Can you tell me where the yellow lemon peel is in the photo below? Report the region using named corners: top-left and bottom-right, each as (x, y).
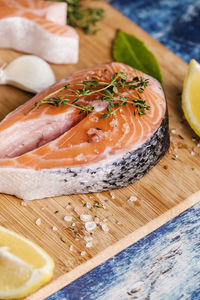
top-left (182, 59), bottom-right (200, 136)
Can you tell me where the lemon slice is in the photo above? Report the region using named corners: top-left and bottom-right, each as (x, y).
top-left (0, 226), bottom-right (54, 299)
top-left (182, 59), bottom-right (200, 136)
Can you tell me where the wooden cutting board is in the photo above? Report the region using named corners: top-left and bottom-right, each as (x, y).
top-left (0, 2), bottom-right (199, 299)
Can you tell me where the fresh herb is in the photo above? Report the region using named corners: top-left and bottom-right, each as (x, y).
top-left (68, 226), bottom-right (82, 238)
top-left (112, 30), bottom-right (162, 82)
top-left (60, 237), bottom-right (66, 243)
top-left (54, 210), bottom-right (59, 214)
top-left (93, 200), bottom-right (101, 208)
top-left (26, 72), bottom-right (150, 119)
top-left (48, 0), bottom-right (104, 34)
top-left (178, 134), bottom-right (184, 140)
top-left (68, 227), bottom-right (75, 231)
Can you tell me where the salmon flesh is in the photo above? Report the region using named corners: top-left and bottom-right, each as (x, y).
top-left (0, 63), bottom-right (169, 200)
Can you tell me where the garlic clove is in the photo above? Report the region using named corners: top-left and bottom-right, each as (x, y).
top-left (0, 55), bottom-right (56, 93)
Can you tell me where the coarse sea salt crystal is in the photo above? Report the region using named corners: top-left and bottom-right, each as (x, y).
top-left (101, 224), bottom-right (109, 232)
top-left (64, 215), bottom-right (73, 222)
top-left (81, 251), bottom-right (86, 256)
top-left (85, 221), bottom-right (96, 232)
top-left (87, 128), bottom-right (97, 135)
top-left (21, 201), bottom-right (27, 206)
top-left (91, 135), bottom-right (101, 143)
top-left (89, 115), bottom-right (99, 122)
top-left (52, 226), bottom-right (57, 231)
top-left (86, 242), bottom-right (93, 248)
top-left (171, 129), bottom-right (176, 134)
top-left (35, 218), bottom-right (41, 226)
top-left (109, 192), bottom-right (115, 199)
top-left (80, 214), bottom-right (92, 222)
top-left (128, 196), bottom-right (137, 202)
top-left (109, 119), bottom-right (118, 128)
top-left (69, 245), bottom-right (73, 251)
top-left (86, 202), bottom-right (92, 209)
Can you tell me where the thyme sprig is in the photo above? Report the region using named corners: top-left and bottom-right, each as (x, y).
top-left (48, 0), bottom-right (105, 34)
top-left (26, 72), bottom-right (150, 118)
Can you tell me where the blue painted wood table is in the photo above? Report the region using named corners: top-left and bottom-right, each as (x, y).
top-left (47, 1), bottom-right (200, 299)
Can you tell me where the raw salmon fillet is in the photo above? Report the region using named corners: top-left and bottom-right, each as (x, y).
top-left (0, 1), bottom-right (78, 64)
top-left (0, 63), bottom-right (169, 200)
top-left (0, 0), bottom-right (67, 25)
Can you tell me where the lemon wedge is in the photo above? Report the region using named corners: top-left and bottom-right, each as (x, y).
top-left (182, 59), bottom-right (200, 136)
top-left (0, 226), bottom-right (54, 299)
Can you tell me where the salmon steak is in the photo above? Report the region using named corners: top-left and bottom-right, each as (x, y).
top-left (0, 0), bottom-right (68, 25)
top-left (0, 0), bottom-right (78, 64)
top-left (0, 62), bottom-right (169, 201)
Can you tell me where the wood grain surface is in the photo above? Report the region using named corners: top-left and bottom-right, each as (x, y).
top-left (0, 2), bottom-right (199, 299)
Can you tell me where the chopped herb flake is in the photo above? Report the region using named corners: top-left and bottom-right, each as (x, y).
top-left (60, 237), bottom-right (66, 243)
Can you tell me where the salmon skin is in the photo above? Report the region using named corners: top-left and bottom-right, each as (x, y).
top-left (0, 1), bottom-right (78, 64)
top-left (0, 62), bottom-right (169, 200)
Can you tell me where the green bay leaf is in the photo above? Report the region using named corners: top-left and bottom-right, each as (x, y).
top-left (112, 30), bottom-right (162, 82)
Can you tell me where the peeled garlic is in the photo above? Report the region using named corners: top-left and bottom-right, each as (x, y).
top-left (0, 55), bottom-right (56, 93)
